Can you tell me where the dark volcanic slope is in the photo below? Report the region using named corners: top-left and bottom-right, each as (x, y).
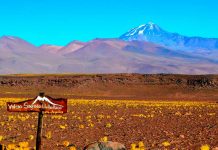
top-left (0, 74), bottom-right (218, 101)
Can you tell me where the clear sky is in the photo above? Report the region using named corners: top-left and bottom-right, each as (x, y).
top-left (0, 0), bottom-right (217, 46)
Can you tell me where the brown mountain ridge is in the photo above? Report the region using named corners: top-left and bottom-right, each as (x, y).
top-left (0, 74), bottom-right (218, 101)
top-left (0, 36), bottom-right (218, 74)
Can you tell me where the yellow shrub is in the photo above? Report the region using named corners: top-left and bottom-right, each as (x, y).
top-left (19, 142), bottom-right (29, 148)
top-left (100, 136), bottom-right (108, 142)
top-left (69, 146), bottom-right (77, 150)
top-left (162, 141), bottom-right (170, 147)
top-left (0, 135), bottom-right (3, 141)
top-left (106, 123), bottom-right (112, 128)
top-left (79, 124), bottom-right (84, 129)
top-left (29, 135), bottom-right (34, 140)
top-left (138, 141), bottom-right (145, 149)
top-left (59, 125), bottom-right (66, 129)
top-left (131, 143), bottom-right (137, 150)
top-left (200, 145), bottom-right (210, 150)
top-left (62, 140), bottom-right (70, 147)
top-left (88, 123), bottom-right (94, 127)
top-left (7, 144), bottom-right (16, 149)
top-left (45, 131), bottom-right (52, 139)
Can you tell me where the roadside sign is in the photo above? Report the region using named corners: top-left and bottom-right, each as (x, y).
top-left (7, 96), bottom-right (67, 113)
top-left (6, 93), bottom-right (68, 150)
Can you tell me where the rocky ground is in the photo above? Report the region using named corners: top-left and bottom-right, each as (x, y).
top-left (0, 74), bottom-right (218, 149)
top-left (0, 74), bottom-right (218, 101)
top-left (0, 100), bottom-right (217, 149)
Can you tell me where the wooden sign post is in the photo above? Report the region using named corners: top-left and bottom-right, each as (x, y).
top-left (36, 110), bottom-right (43, 150)
top-left (7, 92), bottom-right (67, 150)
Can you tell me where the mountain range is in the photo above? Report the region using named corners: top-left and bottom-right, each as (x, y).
top-left (0, 22), bottom-right (218, 74)
top-left (120, 22), bottom-right (218, 51)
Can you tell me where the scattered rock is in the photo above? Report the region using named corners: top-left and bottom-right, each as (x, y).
top-left (179, 135), bottom-right (185, 139)
top-left (84, 141), bottom-right (126, 150)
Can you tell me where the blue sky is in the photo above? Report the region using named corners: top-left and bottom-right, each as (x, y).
top-left (0, 0), bottom-right (217, 46)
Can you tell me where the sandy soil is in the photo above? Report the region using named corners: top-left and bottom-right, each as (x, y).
top-left (0, 100), bottom-right (217, 150)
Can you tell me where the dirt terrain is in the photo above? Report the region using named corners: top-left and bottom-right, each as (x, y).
top-left (0, 74), bottom-right (218, 101)
top-left (0, 100), bottom-right (217, 149)
top-left (0, 74), bottom-right (218, 149)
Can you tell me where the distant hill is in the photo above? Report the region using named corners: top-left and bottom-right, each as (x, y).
top-left (0, 22), bottom-right (218, 74)
top-left (0, 74), bottom-right (218, 101)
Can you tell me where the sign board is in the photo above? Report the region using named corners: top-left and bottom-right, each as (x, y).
top-left (7, 96), bottom-right (67, 114)
top-left (6, 93), bottom-right (67, 150)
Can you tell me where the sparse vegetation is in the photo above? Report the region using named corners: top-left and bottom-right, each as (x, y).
top-left (0, 98), bottom-right (217, 149)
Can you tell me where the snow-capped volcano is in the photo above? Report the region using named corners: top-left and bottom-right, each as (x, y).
top-left (120, 22), bottom-right (218, 51)
top-left (120, 22), bottom-right (169, 41)
top-left (121, 22), bottom-right (164, 37)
